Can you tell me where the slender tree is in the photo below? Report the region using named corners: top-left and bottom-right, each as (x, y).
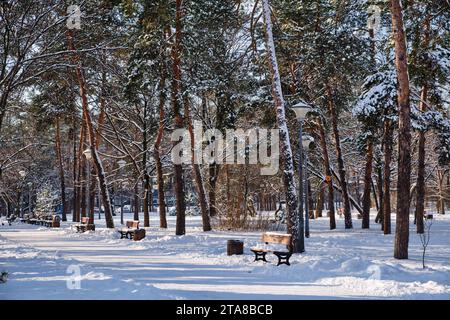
top-left (66, 30), bottom-right (115, 228)
top-left (262, 0), bottom-right (300, 252)
top-left (391, 0), bottom-right (412, 259)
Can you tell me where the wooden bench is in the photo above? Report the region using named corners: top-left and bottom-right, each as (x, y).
top-left (118, 221), bottom-right (145, 241)
top-left (251, 232), bottom-right (293, 266)
top-left (41, 214), bottom-right (61, 228)
top-left (20, 214), bottom-right (32, 224)
top-left (6, 215), bottom-right (17, 226)
top-left (74, 217), bottom-right (95, 232)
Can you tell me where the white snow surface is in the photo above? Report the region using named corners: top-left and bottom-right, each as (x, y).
top-left (0, 211), bottom-right (449, 300)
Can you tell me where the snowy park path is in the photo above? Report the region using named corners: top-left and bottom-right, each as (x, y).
top-left (1, 213), bottom-right (449, 299)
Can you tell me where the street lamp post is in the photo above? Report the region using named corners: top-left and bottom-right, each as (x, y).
top-left (118, 160), bottom-right (126, 225)
top-left (27, 182), bottom-right (32, 214)
top-left (18, 170), bottom-right (26, 217)
top-left (302, 136), bottom-right (314, 238)
top-left (291, 102), bottom-right (311, 253)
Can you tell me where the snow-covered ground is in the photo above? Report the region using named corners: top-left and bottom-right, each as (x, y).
top-left (0, 211), bottom-right (449, 300)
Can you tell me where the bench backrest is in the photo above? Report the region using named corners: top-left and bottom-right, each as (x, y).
top-left (81, 217), bottom-right (93, 224)
top-left (262, 233), bottom-right (292, 246)
top-left (126, 221), bottom-right (139, 229)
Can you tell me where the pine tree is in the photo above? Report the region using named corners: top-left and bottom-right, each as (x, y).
top-left (391, 0), bottom-right (412, 260)
top-left (261, 0), bottom-right (300, 252)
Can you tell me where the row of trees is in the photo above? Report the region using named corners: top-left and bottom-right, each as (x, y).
top-left (0, 0), bottom-right (449, 259)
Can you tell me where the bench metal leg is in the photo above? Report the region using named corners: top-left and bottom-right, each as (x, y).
top-left (252, 251), bottom-right (268, 262)
top-left (274, 252), bottom-right (292, 266)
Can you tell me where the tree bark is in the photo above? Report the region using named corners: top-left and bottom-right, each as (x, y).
top-left (376, 162), bottom-right (384, 227)
top-left (134, 181), bottom-right (139, 221)
top-left (55, 117), bottom-right (67, 221)
top-left (361, 140), bottom-right (373, 228)
top-left (327, 89), bottom-right (352, 229)
top-left (383, 118), bottom-right (393, 234)
top-left (154, 63), bottom-right (168, 228)
top-left (183, 96), bottom-right (211, 231)
top-left (75, 116), bottom-right (86, 223)
top-left (318, 119), bottom-right (336, 230)
top-left (172, 0), bottom-right (186, 235)
top-left (142, 101), bottom-right (150, 227)
top-left (72, 122), bottom-right (78, 222)
top-left (391, 0), bottom-right (412, 259)
top-left (67, 30), bottom-right (114, 228)
top-left (415, 85), bottom-right (427, 234)
top-left (437, 170), bottom-right (446, 214)
top-left (262, 0), bottom-right (300, 252)
top-left (414, 14), bottom-right (430, 234)
top-left (89, 168), bottom-right (96, 221)
top-left (208, 163), bottom-right (218, 217)
top-left (315, 186), bottom-right (324, 218)
top-left (80, 154), bottom-right (87, 219)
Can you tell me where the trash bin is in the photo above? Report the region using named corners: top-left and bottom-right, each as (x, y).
top-left (227, 240), bottom-right (243, 256)
top-left (52, 215), bottom-right (61, 228)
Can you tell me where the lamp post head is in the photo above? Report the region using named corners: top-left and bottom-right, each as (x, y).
top-left (302, 136), bottom-right (314, 149)
top-left (291, 101), bottom-right (312, 121)
top-left (83, 148), bottom-right (93, 160)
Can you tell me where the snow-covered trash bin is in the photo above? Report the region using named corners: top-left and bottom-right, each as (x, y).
top-left (227, 240), bottom-right (243, 256)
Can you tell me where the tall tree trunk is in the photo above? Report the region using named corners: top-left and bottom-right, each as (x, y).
top-left (67, 30), bottom-right (114, 228)
top-left (262, 0), bottom-right (300, 252)
top-left (315, 186), bottom-right (324, 218)
top-left (75, 117), bottom-right (86, 223)
top-left (383, 119), bottom-right (393, 234)
top-left (318, 119), bottom-right (336, 230)
top-left (89, 168), bottom-right (95, 221)
top-left (134, 181), bottom-right (139, 221)
top-left (154, 62), bottom-right (167, 228)
top-left (391, 0), bottom-right (412, 259)
top-left (143, 174), bottom-right (150, 225)
top-left (437, 170), bottom-right (446, 214)
top-left (371, 178), bottom-right (380, 214)
top-left (376, 162), bottom-right (384, 226)
top-left (414, 14), bottom-right (430, 234)
top-left (88, 80), bottom-right (106, 223)
top-left (183, 97), bottom-right (211, 231)
top-left (208, 163), bottom-right (218, 217)
top-left (327, 89), bottom-right (352, 229)
top-left (72, 122), bottom-right (78, 222)
top-left (15, 190), bottom-right (21, 217)
top-left (415, 86), bottom-right (427, 234)
top-left (55, 117), bottom-right (67, 221)
top-left (361, 140), bottom-right (373, 228)
top-left (80, 156), bottom-right (87, 218)
top-left (142, 101), bottom-right (150, 227)
top-left (172, 0), bottom-right (186, 235)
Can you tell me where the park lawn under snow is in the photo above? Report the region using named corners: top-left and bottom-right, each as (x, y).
top-left (0, 210), bottom-right (449, 300)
